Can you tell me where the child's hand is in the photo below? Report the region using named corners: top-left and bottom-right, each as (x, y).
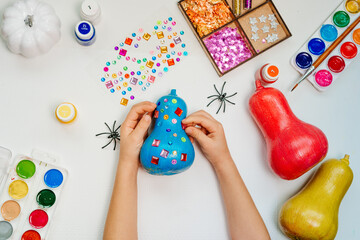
top-left (119, 101), bottom-right (157, 168)
top-left (182, 110), bottom-right (232, 169)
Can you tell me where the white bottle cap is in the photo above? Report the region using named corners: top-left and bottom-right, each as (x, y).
top-left (80, 0), bottom-right (101, 25)
top-left (75, 21), bottom-right (95, 41)
top-left (55, 103), bottom-right (77, 123)
top-left (262, 64), bottom-right (279, 83)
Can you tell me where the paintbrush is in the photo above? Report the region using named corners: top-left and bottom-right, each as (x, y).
top-left (291, 15), bottom-right (360, 92)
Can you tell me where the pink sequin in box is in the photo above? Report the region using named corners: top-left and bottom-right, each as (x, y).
top-left (178, 0), bottom-right (291, 76)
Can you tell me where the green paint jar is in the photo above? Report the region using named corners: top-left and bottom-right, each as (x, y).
top-left (36, 189), bottom-right (56, 208)
top-left (16, 160), bottom-right (36, 179)
top-left (333, 11), bottom-right (350, 27)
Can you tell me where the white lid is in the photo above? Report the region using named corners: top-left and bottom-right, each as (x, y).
top-left (75, 21), bottom-right (95, 41)
top-left (56, 103), bottom-right (76, 123)
top-left (80, 0), bottom-right (101, 23)
top-left (262, 64), bottom-right (279, 82)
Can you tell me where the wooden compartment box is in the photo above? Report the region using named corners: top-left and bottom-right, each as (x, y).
top-left (178, 0), bottom-right (291, 76)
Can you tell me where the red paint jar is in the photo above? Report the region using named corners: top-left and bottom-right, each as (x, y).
top-left (21, 230), bottom-right (41, 240)
top-left (340, 42), bottom-right (358, 59)
top-left (327, 55), bottom-right (345, 73)
top-left (29, 209), bottom-right (48, 229)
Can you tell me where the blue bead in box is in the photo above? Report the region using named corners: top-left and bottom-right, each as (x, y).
top-left (140, 89), bottom-right (195, 175)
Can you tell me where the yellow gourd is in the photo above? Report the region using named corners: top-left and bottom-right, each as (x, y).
top-left (279, 154), bottom-right (353, 240)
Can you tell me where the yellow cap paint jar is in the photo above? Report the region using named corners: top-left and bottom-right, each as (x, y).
top-left (8, 180), bottom-right (28, 200)
top-left (55, 103), bottom-right (77, 124)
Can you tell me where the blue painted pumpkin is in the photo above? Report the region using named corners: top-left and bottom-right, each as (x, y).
top-left (140, 89), bottom-right (195, 175)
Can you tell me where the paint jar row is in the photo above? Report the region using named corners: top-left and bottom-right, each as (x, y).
top-left (291, 0), bottom-right (360, 91)
top-left (0, 156), bottom-right (67, 240)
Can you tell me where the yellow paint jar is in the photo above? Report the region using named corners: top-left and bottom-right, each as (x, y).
top-left (8, 180), bottom-right (28, 200)
top-left (55, 103), bottom-right (77, 124)
top-left (346, 0), bottom-right (360, 13)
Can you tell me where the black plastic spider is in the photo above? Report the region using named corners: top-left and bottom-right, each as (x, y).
top-left (207, 81), bottom-right (237, 114)
top-left (96, 121), bottom-right (121, 150)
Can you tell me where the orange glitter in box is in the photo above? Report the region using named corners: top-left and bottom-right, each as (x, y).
top-left (181, 0), bottom-right (233, 37)
top-left (170, 43), bottom-right (175, 48)
top-left (124, 74), bottom-right (130, 79)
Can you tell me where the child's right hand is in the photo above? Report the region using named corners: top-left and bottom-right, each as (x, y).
top-left (119, 101), bottom-right (157, 169)
top-left (182, 110), bottom-right (232, 169)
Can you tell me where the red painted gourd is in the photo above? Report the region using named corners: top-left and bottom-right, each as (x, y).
top-left (248, 80), bottom-right (328, 180)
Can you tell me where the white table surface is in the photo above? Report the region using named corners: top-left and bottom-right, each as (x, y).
top-left (0, 0), bottom-right (359, 239)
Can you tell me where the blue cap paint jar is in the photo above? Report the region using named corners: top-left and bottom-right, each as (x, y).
top-left (74, 21), bottom-right (96, 46)
top-left (295, 52), bottom-right (313, 69)
top-left (308, 38), bottom-right (326, 55)
top-left (44, 169), bottom-right (63, 188)
top-left (320, 24), bottom-right (338, 42)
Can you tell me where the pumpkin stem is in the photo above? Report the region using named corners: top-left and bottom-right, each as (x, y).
top-left (342, 154), bottom-right (350, 165)
top-left (255, 79), bottom-right (264, 91)
top-left (24, 15), bottom-right (33, 27)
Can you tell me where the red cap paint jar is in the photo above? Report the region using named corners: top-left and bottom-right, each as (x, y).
top-left (255, 64), bottom-right (279, 84)
top-left (340, 42), bottom-right (358, 59)
top-left (21, 230), bottom-right (41, 240)
top-left (315, 69), bottom-right (333, 87)
top-left (29, 209), bottom-right (48, 229)
top-left (328, 55), bottom-right (345, 73)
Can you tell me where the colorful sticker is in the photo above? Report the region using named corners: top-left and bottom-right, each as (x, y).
top-left (99, 16), bottom-right (189, 107)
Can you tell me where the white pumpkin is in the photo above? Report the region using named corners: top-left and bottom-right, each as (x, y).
top-left (1, 0), bottom-right (61, 58)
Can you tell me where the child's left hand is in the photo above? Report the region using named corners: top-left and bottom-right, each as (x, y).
top-left (119, 101), bottom-right (157, 169)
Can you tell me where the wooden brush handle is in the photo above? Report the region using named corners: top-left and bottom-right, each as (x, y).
top-left (314, 15), bottom-right (360, 68)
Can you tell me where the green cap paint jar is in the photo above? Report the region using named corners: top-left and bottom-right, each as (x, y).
top-left (36, 189), bottom-right (56, 208)
top-left (333, 11), bottom-right (350, 27)
top-left (16, 160), bottom-right (36, 179)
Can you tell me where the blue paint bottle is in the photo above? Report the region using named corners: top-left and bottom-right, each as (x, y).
top-left (74, 21), bottom-right (96, 46)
